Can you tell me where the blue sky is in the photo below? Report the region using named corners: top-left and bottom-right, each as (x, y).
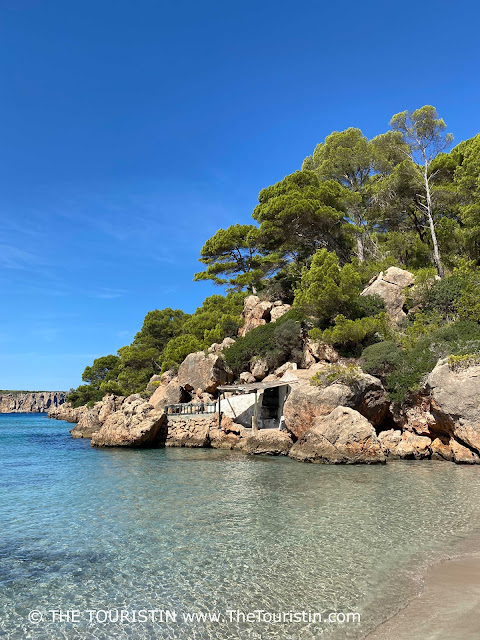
top-left (0, 0), bottom-right (479, 390)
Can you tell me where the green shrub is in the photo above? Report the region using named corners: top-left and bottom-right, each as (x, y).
top-left (386, 320), bottom-right (480, 404)
top-left (360, 341), bottom-right (403, 377)
top-left (448, 353), bottom-right (480, 371)
top-left (311, 363), bottom-right (364, 388)
top-left (321, 313), bottom-right (390, 350)
top-left (223, 311), bottom-right (304, 375)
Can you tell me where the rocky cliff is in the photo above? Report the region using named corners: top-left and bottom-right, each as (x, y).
top-left (0, 391), bottom-right (66, 413)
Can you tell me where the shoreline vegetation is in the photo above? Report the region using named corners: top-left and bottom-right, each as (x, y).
top-left (46, 104), bottom-right (480, 466)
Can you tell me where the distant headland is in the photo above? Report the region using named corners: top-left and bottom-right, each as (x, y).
top-left (0, 391), bottom-right (66, 413)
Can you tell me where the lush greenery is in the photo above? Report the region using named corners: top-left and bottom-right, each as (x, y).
top-left (223, 310), bottom-right (305, 375)
top-left (68, 105), bottom-right (480, 407)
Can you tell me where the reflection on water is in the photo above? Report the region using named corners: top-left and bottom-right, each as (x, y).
top-left (2, 413), bottom-right (480, 639)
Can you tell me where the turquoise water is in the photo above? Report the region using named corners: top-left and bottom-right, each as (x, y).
top-left (2, 414), bottom-right (480, 639)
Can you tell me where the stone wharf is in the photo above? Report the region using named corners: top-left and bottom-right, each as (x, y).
top-left (216, 380), bottom-right (298, 433)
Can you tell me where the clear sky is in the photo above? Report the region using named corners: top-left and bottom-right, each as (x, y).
top-left (0, 0), bottom-right (479, 390)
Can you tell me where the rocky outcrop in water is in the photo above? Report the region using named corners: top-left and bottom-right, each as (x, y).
top-left (0, 391), bottom-right (66, 413)
top-left (283, 369), bottom-right (389, 439)
top-left (289, 406), bottom-right (385, 464)
top-left (91, 395), bottom-right (167, 447)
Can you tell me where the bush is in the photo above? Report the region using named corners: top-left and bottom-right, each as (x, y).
top-left (361, 341), bottom-right (403, 377)
top-left (448, 353), bottom-right (480, 371)
top-left (321, 313), bottom-right (390, 352)
top-left (223, 311), bottom-right (304, 375)
top-left (311, 363), bottom-right (364, 389)
top-left (386, 320), bottom-right (480, 404)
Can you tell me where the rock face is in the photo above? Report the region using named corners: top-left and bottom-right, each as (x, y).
top-left (70, 405), bottom-right (102, 438)
top-left (91, 395), bottom-right (167, 447)
top-left (0, 391), bottom-right (66, 413)
top-left (378, 430), bottom-right (432, 459)
top-left (283, 372), bottom-right (389, 439)
top-left (361, 267), bottom-right (415, 323)
top-left (238, 295), bottom-right (291, 337)
top-left (289, 407), bottom-right (385, 464)
top-left (427, 359), bottom-right (480, 456)
top-left (178, 351), bottom-right (233, 395)
top-left (48, 402), bottom-right (86, 423)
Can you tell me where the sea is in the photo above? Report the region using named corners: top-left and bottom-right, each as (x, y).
top-left (2, 412), bottom-right (480, 639)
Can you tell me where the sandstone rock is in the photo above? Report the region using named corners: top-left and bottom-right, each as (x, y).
top-left (178, 351), bottom-right (233, 394)
top-left (145, 374), bottom-right (163, 394)
top-left (70, 403), bottom-right (102, 438)
top-left (209, 415), bottom-right (245, 449)
top-left (238, 296), bottom-right (273, 337)
top-left (430, 437), bottom-right (454, 461)
top-left (378, 429), bottom-right (431, 459)
top-left (427, 359), bottom-right (480, 455)
top-left (305, 339), bottom-right (339, 363)
top-left (361, 266), bottom-right (415, 323)
top-left (289, 407), bottom-right (385, 464)
top-left (98, 394), bottom-right (125, 423)
top-left (239, 371), bottom-right (256, 384)
top-left (48, 402), bottom-right (86, 423)
top-left (274, 362), bottom-right (298, 377)
top-left (451, 439), bottom-right (480, 464)
top-left (208, 337), bottom-right (236, 353)
top-left (251, 358), bottom-right (269, 380)
top-left (391, 395), bottom-right (436, 436)
top-left (300, 343), bottom-right (317, 369)
top-left (238, 429), bottom-right (293, 455)
top-left (283, 372), bottom-right (389, 439)
top-left (150, 376), bottom-right (188, 408)
top-left (270, 304), bottom-right (291, 322)
top-left (91, 395), bottom-right (167, 447)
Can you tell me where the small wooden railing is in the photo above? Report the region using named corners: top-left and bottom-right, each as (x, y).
top-left (165, 402), bottom-right (217, 416)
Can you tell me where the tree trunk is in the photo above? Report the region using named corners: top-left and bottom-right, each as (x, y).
top-left (424, 168), bottom-right (444, 278)
top-left (356, 233), bottom-right (365, 263)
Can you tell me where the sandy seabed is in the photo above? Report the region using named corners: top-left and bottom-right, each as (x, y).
top-left (366, 554), bottom-right (480, 640)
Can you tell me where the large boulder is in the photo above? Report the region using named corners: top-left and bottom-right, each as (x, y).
top-left (283, 370), bottom-right (389, 439)
top-left (270, 303), bottom-right (292, 322)
top-left (70, 403), bottom-right (102, 438)
top-left (149, 376), bottom-right (188, 408)
top-left (361, 266), bottom-right (415, 323)
top-left (238, 295), bottom-right (273, 337)
top-left (427, 359), bottom-right (480, 456)
top-left (238, 429), bottom-right (293, 456)
top-left (378, 429), bottom-right (432, 459)
top-left (178, 352), bottom-right (233, 395)
top-left (207, 337), bottom-right (236, 353)
top-left (91, 395), bottom-right (167, 447)
top-left (250, 357), bottom-right (269, 380)
top-left (289, 407), bottom-right (385, 464)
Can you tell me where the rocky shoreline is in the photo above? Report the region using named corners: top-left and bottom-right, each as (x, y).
top-left (48, 268), bottom-right (480, 465)
top-left (48, 352), bottom-right (480, 465)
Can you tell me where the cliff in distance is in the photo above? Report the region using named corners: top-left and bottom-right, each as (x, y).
top-left (0, 391), bottom-right (66, 413)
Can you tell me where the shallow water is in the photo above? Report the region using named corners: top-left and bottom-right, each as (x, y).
top-left (2, 413), bottom-right (480, 639)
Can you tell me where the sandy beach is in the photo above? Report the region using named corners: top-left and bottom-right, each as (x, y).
top-left (366, 554), bottom-right (480, 640)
